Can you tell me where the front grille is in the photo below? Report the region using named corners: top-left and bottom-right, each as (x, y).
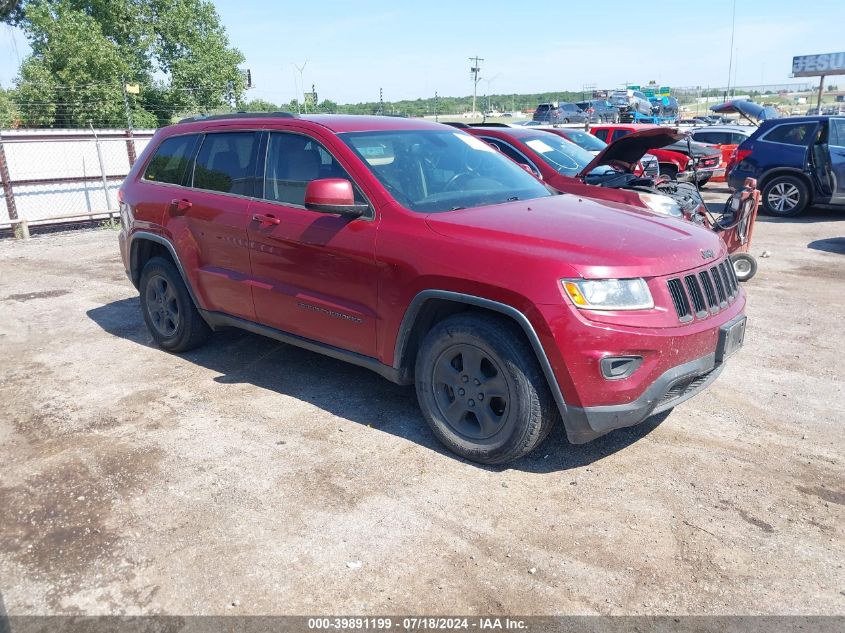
top-left (667, 258), bottom-right (739, 321)
top-left (667, 278), bottom-right (692, 322)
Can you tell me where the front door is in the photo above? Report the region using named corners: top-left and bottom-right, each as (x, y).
top-left (246, 130), bottom-right (379, 357)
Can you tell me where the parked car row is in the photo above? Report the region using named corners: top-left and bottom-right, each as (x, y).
top-left (119, 111), bottom-right (747, 464)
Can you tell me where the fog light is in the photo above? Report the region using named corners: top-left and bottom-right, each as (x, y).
top-left (600, 356), bottom-right (643, 380)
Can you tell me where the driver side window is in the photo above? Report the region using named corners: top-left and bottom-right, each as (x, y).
top-left (263, 132), bottom-right (365, 207)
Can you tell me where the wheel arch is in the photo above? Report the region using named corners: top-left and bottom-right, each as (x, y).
top-left (129, 231), bottom-right (202, 309)
top-left (393, 290), bottom-right (568, 418)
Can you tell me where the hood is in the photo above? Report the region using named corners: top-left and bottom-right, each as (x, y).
top-left (710, 99), bottom-right (780, 123)
top-left (425, 194), bottom-right (725, 278)
top-left (576, 128), bottom-right (685, 177)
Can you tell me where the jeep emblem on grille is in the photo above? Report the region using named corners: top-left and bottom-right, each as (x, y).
top-left (701, 249), bottom-right (715, 259)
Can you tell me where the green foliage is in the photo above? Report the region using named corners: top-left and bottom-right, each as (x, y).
top-left (0, 86), bottom-right (20, 126)
top-left (10, 0), bottom-right (245, 128)
top-left (240, 98), bottom-right (280, 112)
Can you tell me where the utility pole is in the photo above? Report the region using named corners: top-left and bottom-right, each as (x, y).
top-left (121, 78), bottom-right (137, 166)
top-left (378, 88), bottom-right (383, 115)
top-left (469, 56), bottom-right (484, 116)
top-left (434, 91), bottom-right (438, 122)
top-left (726, 0), bottom-right (736, 98)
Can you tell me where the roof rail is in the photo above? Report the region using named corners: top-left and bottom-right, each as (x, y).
top-left (178, 111), bottom-right (299, 124)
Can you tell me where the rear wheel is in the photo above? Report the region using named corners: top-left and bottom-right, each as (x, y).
top-left (139, 256), bottom-right (210, 352)
top-left (415, 313), bottom-right (557, 464)
top-left (698, 176), bottom-right (711, 187)
top-left (731, 253), bottom-right (758, 282)
top-left (761, 175), bottom-right (809, 217)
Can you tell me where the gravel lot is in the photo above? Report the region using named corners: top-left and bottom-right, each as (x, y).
top-left (1, 187), bottom-right (843, 616)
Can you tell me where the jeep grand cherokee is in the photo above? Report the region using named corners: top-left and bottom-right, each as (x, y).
top-left (118, 113), bottom-right (746, 464)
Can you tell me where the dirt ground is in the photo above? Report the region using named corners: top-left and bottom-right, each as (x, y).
top-left (1, 187), bottom-right (843, 616)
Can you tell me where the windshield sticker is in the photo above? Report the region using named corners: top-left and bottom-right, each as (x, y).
top-left (525, 139), bottom-right (555, 153)
top-left (454, 133), bottom-right (495, 152)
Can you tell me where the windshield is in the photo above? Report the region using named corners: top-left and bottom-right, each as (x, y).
top-left (520, 134), bottom-right (594, 176)
top-left (560, 130), bottom-right (607, 152)
top-left (341, 130), bottom-right (551, 213)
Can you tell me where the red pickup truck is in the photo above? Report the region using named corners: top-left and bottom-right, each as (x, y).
top-left (591, 124), bottom-right (723, 185)
top-left (119, 113), bottom-right (746, 464)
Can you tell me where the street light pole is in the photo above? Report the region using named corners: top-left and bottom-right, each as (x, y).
top-left (294, 60), bottom-right (308, 113)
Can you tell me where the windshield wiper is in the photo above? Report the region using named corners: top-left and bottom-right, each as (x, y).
top-left (506, 196), bottom-right (519, 202)
top-left (449, 206), bottom-right (466, 211)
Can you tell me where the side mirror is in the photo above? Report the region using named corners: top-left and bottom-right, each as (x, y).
top-left (304, 178), bottom-right (369, 217)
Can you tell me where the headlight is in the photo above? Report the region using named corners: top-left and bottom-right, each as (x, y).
top-left (638, 192), bottom-right (683, 217)
top-left (562, 278), bottom-right (654, 311)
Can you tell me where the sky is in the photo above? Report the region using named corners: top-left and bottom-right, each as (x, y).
top-left (1, 0), bottom-right (844, 104)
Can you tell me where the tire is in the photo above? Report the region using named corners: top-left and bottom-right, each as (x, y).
top-left (659, 164), bottom-right (679, 180)
top-left (562, 118), bottom-right (569, 124)
top-left (139, 256), bottom-right (210, 352)
top-left (415, 313), bottom-right (557, 464)
top-left (730, 253), bottom-right (758, 282)
top-left (761, 175), bottom-right (809, 217)
top-left (698, 176), bottom-right (711, 188)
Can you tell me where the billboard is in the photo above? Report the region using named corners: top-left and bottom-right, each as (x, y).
top-left (792, 52), bottom-right (845, 77)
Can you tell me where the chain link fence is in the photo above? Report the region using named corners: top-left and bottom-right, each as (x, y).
top-left (0, 129), bottom-right (156, 236)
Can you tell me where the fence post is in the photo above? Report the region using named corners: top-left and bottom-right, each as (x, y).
top-left (89, 124), bottom-right (114, 210)
top-left (125, 129), bottom-right (137, 167)
top-left (0, 133), bottom-right (24, 239)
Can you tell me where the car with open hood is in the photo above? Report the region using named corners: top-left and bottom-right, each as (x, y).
top-left (590, 123), bottom-right (723, 185)
top-left (457, 124), bottom-right (706, 220)
top-left (119, 112), bottom-right (745, 465)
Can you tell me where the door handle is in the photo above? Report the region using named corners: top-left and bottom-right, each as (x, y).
top-left (169, 198), bottom-right (192, 215)
top-left (252, 213), bottom-right (281, 225)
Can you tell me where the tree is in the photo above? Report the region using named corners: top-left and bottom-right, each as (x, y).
top-left (241, 98), bottom-right (279, 112)
top-left (0, 86), bottom-right (20, 127)
top-left (10, 0), bottom-right (245, 127)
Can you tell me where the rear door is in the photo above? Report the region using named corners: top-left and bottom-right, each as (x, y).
top-left (179, 130), bottom-right (261, 320)
top-left (828, 118), bottom-right (845, 202)
top-left (246, 128), bottom-right (379, 356)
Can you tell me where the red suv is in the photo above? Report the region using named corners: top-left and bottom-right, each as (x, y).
top-left (119, 113), bottom-right (746, 464)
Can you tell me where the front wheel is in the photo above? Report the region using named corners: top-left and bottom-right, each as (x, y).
top-left (731, 253), bottom-right (758, 282)
top-left (415, 314), bottom-right (557, 464)
top-left (659, 164), bottom-right (679, 180)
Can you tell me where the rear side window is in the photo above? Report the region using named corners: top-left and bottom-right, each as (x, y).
top-left (593, 129), bottom-right (609, 142)
top-left (693, 131), bottom-right (730, 145)
top-left (193, 132), bottom-right (259, 195)
top-left (143, 134), bottom-right (198, 185)
top-left (762, 123), bottom-right (815, 146)
top-left (613, 129), bottom-right (632, 140)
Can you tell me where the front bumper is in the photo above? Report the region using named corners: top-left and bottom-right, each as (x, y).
top-left (678, 165), bottom-right (724, 182)
top-left (564, 353), bottom-right (723, 443)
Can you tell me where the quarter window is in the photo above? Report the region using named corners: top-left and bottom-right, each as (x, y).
top-left (143, 134), bottom-right (198, 185)
top-left (263, 132), bottom-right (365, 207)
top-left (594, 129), bottom-right (609, 142)
top-left (193, 132), bottom-right (259, 195)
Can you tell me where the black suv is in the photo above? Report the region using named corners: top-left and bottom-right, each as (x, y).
top-left (532, 102), bottom-right (588, 124)
top-left (728, 116), bottom-right (845, 216)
